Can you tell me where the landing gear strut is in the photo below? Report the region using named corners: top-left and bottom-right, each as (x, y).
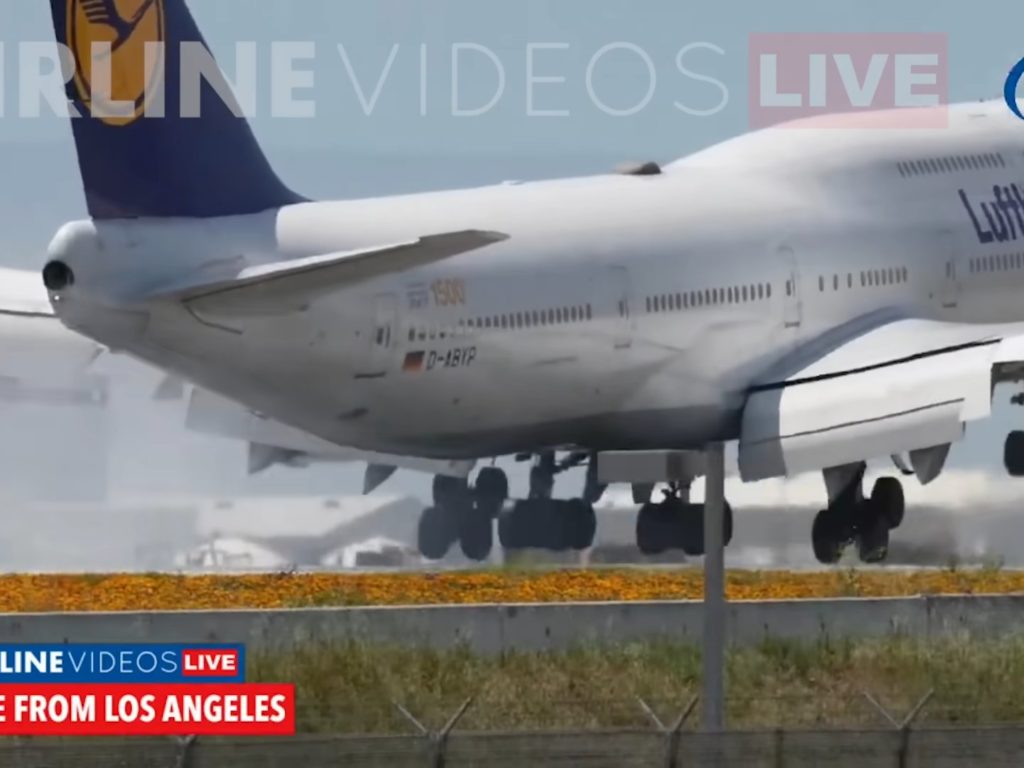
top-left (812, 464), bottom-right (905, 564)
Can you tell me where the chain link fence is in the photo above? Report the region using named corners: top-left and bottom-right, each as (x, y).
top-left (3, 692), bottom-right (1024, 767)
top-left (3, 725), bottom-right (1024, 767)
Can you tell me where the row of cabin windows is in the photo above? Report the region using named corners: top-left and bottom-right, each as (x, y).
top-left (898, 153), bottom-right (1006, 178)
top-left (646, 283), bottom-right (773, 313)
top-left (407, 304), bottom-right (594, 342)
top-left (818, 267), bottom-right (909, 292)
top-left (970, 252), bottom-right (1024, 274)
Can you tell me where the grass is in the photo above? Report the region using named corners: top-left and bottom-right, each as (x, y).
top-left (247, 635), bottom-right (1024, 733)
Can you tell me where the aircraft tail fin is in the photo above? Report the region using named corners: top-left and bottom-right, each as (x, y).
top-left (49, 0), bottom-right (304, 219)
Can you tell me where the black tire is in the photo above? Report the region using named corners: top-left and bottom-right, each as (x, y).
top-left (1005, 431), bottom-right (1024, 477)
top-left (723, 501), bottom-right (734, 547)
top-left (498, 502), bottom-right (529, 550)
top-left (857, 507), bottom-right (890, 564)
top-left (566, 499), bottom-right (597, 550)
top-left (459, 514), bottom-right (493, 561)
top-left (679, 503), bottom-right (704, 556)
top-left (871, 477), bottom-right (905, 529)
top-left (811, 509), bottom-right (843, 565)
top-left (635, 503), bottom-right (665, 555)
top-left (476, 467), bottom-right (509, 502)
top-left (432, 475), bottom-right (466, 508)
top-left (418, 506), bottom-right (455, 560)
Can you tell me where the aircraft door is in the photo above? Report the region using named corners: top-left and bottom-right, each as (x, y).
top-left (358, 293), bottom-right (398, 377)
top-left (607, 265), bottom-right (632, 349)
top-left (779, 244), bottom-right (802, 328)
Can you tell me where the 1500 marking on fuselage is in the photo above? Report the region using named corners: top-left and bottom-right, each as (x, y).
top-left (431, 278), bottom-right (466, 306)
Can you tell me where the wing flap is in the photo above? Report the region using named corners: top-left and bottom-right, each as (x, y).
top-left (739, 319), bottom-right (1024, 481)
top-left (185, 387), bottom-right (475, 478)
top-left (154, 229), bottom-right (508, 317)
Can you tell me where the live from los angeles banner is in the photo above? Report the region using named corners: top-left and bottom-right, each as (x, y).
top-left (0, 644), bottom-right (295, 735)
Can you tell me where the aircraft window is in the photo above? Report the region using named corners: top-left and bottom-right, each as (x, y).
top-left (819, 276), bottom-right (825, 292)
top-left (586, 304), bottom-right (592, 320)
top-left (645, 297), bottom-right (652, 313)
top-left (741, 286), bottom-right (747, 302)
top-left (549, 309), bottom-right (557, 324)
top-left (888, 267), bottom-right (894, 284)
top-left (833, 275), bottom-right (839, 291)
top-left (902, 267), bottom-right (908, 282)
top-left (429, 327), bottom-right (438, 340)
top-left (568, 306), bottom-right (576, 322)
top-left (786, 280), bottom-right (792, 297)
top-left (717, 288), bottom-right (724, 304)
top-left (757, 284), bottom-right (763, 300)
top-left (673, 292), bottom-right (680, 310)
top-left (847, 273), bottom-right (853, 288)
top-left (998, 154), bottom-right (1006, 167)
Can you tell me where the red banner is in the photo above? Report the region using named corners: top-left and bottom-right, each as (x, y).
top-left (0, 684), bottom-right (295, 735)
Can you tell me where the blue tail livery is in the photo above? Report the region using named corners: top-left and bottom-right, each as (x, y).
top-left (50, 0), bottom-right (305, 219)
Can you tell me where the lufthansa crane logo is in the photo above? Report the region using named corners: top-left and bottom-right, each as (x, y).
top-left (67, 0), bottom-right (166, 125)
top-left (1007, 56), bottom-right (1024, 121)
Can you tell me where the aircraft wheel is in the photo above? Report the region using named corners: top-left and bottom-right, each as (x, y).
top-left (459, 510), bottom-right (493, 561)
top-left (811, 509), bottom-right (843, 565)
top-left (476, 466), bottom-right (509, 503)
top-left (565, 499), bottom-right (597, 550)
top-left (418, 506), bottom-right (456, 560)
top-left (871, 477), bottom-right (905, 529)
top-left (1005, 431), bottom-right (1024, 477)
top-left (856, 503), bottom-right (890, 564)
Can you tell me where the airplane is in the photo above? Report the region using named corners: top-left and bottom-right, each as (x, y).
top-left (40, 0), bottom-right (1024, 565)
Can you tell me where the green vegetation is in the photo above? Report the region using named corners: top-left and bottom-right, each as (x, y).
top-left (248, 635), bottom-right (1024, 733)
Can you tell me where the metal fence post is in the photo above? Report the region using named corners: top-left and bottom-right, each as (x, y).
top-left (862, 690), bottom-right (934, 768)
top-left (434, 698), bottom-right (474, 768)
top-left (173, 735), bottom-right (196, 768)
top-left (394, 698), bottom-right (474, 768)
top-left (637, 695), bottom-right (698, 768)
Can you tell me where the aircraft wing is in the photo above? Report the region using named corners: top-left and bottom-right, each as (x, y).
top-left (150, 229), bottom-right (508, 317)
top-left (738, 316), bottom-right (1024, 481)
top-left (185, 386), bottom-right (475, 485)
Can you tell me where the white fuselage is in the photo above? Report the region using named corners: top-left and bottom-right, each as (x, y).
top-left (47, 101), bottom-right (1024, 460)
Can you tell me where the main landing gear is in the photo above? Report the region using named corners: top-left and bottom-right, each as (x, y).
top-left (417, 467), bottom-right (508, 562)
top-left (417, 452), bottom-right (599, 562)
top-left (635, 483), bottom-right (734, 556)
top-left (811, 463), bottom-right (905, 564)
top-left (497, 452), bottom-right (598, 552)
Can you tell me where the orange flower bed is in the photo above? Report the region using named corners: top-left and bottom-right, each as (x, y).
top-left (2, 568), bottom-right (1022, 613)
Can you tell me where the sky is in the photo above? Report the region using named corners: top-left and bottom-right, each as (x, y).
top-left (0, 0), bottom-right (1022, 504)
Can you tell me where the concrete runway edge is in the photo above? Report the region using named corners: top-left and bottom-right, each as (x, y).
top-left (2, 594), bottom-right (1023, 653)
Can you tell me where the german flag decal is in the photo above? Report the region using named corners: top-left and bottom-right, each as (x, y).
top-left (403, 351), bottom-right (425, 372)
